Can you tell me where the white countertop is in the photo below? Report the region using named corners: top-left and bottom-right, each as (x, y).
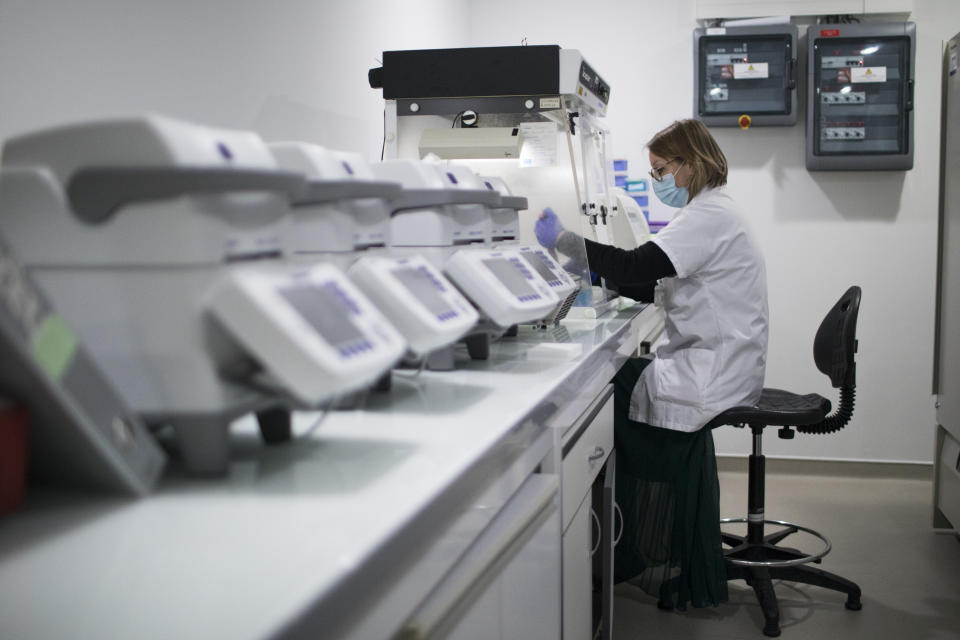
top-left (0, 304), bottom-right (657, 640)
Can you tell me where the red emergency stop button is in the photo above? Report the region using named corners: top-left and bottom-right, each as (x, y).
top-left (738, 114), bottom-right (752, 130)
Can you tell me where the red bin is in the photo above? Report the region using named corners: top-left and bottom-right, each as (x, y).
top-left (0, 401), bottom-right (28, 516)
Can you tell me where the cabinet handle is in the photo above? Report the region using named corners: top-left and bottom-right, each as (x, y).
top-left (590, 508), bottom-right (602, 556)
top-left (588, 446), bottom-right (606, 462)
top-left (613, 502), bottom-right (624, 546)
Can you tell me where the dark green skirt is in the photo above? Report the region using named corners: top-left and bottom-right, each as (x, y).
top-left (613, 358), bottom-right (728, 609)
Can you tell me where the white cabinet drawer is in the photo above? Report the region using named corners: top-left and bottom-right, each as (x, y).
top-left (402, 473), bottom-right (560, 639)
top-left (561, 385), bottom-right (614, 531)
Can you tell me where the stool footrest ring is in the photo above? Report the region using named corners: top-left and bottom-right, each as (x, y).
top-left (720, 517), bottom-right (832, 568)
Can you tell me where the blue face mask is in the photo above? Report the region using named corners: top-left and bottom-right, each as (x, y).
top-left (652, 172), bottom-right (689, 208)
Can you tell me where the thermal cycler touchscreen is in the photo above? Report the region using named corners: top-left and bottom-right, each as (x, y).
top-left (482, 258), bottom-right (538, 299)
top-left (391, 266), bottom-right (457, 319)
top-left (521, 252), bottom-right (561, 286)
top-left (279, 283), bottom-right (369, 352)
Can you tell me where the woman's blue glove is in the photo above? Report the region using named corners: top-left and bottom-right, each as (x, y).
top-left (535, 207), bottom-right (565, 249)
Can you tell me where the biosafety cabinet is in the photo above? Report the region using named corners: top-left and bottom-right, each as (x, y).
top-left (806, 22), bottom-right (916, 171)
top-left (693, 24), bottom-right (798, 127)
top-left (369, 45), bottom-right (619, 315)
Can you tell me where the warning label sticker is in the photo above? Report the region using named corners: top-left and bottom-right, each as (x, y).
top-left (850, 66), bottom-right (887, 83)
top-left (733, 62), bottom-right (769, 80)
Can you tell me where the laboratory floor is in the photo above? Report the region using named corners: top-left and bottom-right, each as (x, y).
top-left (612, 458), bottom-right (960, 640)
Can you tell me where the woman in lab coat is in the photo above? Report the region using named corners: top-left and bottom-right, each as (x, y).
top-left (536, 118), bottom-right (768, 610)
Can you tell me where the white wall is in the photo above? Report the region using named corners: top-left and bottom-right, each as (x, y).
top-left (466, 0), bottom-right (960, 463)
top-left (0, 0), bottom-right (469, 159)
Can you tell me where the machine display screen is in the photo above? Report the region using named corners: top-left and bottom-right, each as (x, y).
top-left (521, 252), bottom-right (560, 285)
top-left (482, 258), bottom-right (538, 299)
top-left (392, 266), bottom-right (457, 318)
top-left (279, 283), bottom-right (369, 352)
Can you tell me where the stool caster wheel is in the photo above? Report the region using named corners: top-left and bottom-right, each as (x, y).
top-left (763, 622), bottom-right (781, 637)
top-left (845, 598), bottom-right (862, 611)
top-left (657, 599), bottom-right (674, 611)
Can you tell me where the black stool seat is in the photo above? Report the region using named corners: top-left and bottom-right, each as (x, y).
top-left (708, 389), bottom-right (831, 429)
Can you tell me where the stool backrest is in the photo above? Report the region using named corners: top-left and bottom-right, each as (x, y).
top-left (814, 286), bottom-right (862, 389)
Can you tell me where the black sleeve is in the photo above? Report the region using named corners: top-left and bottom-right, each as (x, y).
top-left (582, 237), bottom-right (676, 287)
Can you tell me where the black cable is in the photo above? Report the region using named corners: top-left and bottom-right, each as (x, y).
top-left (822, 14), bottom-right (859, 25)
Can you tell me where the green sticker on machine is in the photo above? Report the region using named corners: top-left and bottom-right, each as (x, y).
top-left (31, 314), bottom-right (78, 381)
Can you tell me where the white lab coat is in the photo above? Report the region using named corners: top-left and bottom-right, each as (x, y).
top-left (630, 186), bottom-right (768, 432)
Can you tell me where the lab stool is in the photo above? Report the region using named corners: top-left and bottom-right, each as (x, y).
top-left (706, 286), bottom-right (864, 637)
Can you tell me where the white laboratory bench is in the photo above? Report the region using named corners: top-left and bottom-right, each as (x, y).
top-left (0, 303), bottom-right (662, 640)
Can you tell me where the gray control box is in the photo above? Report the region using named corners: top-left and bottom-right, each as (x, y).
top-left (693, 25), bottom-right (798, 127)
top-left (806, 22), bottom-right (916, 171)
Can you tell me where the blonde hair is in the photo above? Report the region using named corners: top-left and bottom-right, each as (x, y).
top-left (647, 119), bottom-right (727, 201)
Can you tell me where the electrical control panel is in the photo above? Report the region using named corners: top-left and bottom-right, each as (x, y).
top-left (806, 22), bottom-right (916, 171)
top-left (694, 25), bottom-right (798, 127)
